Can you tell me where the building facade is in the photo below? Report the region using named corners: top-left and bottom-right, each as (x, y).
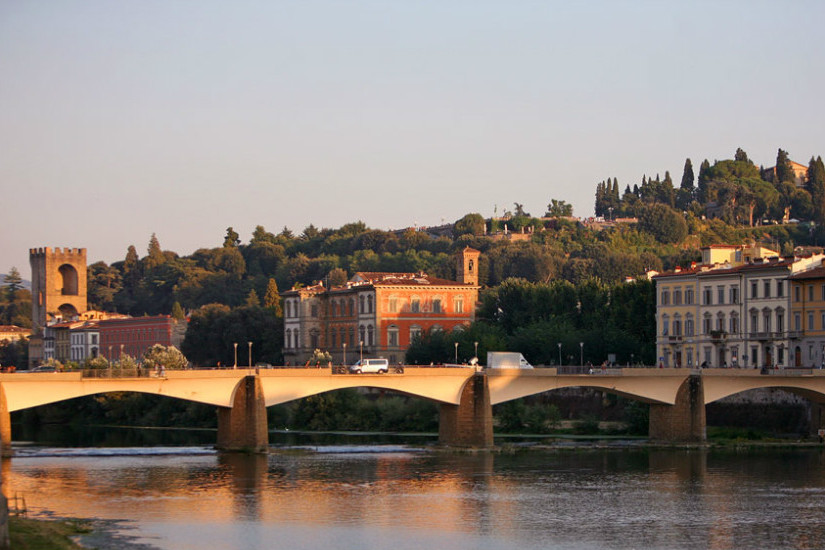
top-left (282, 248), bottom-right (481, 365)
top-left (655, 245), bottom-right (825, 368)
top-left (98, 316), bottom-right (187, 362)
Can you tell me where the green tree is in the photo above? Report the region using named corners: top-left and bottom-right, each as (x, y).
top-left (171, 301), bottom-right (185, 320)
top-left (3, 267), bottom-right (23, 298)
top-left (143, 344), bottom-right (189, 370)
top-left (453, 213), bottom-right (486, 237)
top-left (223, 227), bottom-right (240, 248)
top-left (775, 148), bottom-right (795, 183)
top-left (263, 278), bottom-right (283, 316)
top-left (545, 199), bottom-right (573, 217)
top-left (807, 156), bottom-right (825, 225)
top-left (638, 204), bottom-right (688, 244)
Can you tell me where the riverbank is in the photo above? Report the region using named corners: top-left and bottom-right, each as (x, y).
top-left (10, 516), bottom-right (157, 550)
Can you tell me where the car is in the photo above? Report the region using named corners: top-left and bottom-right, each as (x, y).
top-left (349, 358), bottom-right (389, 374)
top-left (29, 365), bottom-right (57, 373)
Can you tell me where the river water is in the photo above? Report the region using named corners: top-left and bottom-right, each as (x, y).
top-left (4, 430), bottom-right (825, 550)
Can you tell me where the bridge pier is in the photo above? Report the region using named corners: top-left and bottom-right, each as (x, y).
top-left (0, 386), bottom-right (10, 458)
top-left (439, 373), bottom-right (493, 448)
top-left (216, 375), bottom-right (268, 453)
top-left (649, 374), bottom-right (706, 443)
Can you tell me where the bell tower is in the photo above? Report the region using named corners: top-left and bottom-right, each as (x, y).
top-left (29, 247), bottom-right (88, 330)
top-left (456, 247), bottom-right (481, 286)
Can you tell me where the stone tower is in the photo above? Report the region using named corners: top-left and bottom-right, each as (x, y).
top-left (29, 247), bottom-right (88, 330)
top-left (456, 247), bottom-right (481, 286)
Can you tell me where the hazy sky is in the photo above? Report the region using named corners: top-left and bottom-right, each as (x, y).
top-left (2, 1), bottom-right (824, 277)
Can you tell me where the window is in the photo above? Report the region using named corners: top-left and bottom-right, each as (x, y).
top-left (672, 317), bottom-right (682, 336)
top-left (409, 325), bottom-right (422, 342)
top-left (717, 286), bottom-right (725, 305)
top-left (685, 289), bottom-right (694, 305)
top-left (751, 281), bottom-right (758, 299)
top-left (367, 325), bottom-right (374, 346)
top-left (388, 325), bottom-right (399, 347)
top-left (777, 281), bottom-right (784, 298)
top-left (359, 296), bottom-right (365, 314)
top-left (662, 315), bottom-right (669, 336)
top-left (795, 286), bottom-right (801, 302)
top-left (359, 325), bottom-right (365, 344)
top-left (685, 316), bottom-right (694, 337)
top-left (764, 280), bottom-right (771, 298)
top-left (716, 314), bottom-right (725, 332)
top-left (432, 299), bottom-right (442, 313)
top-left (730, 315), bottom-right (738, 334)
top-left (703, 288), bottom-right (712, 305)
top-left (763, 311), bottom-right (772, 333)
top-left (730, 287), bottom-right (739, 305)
top-left (809, 285), bottom-right (815, 302)
top-left (777, 311), bottom-right (784, 333)
top-left (411, 297), bottom-right (420, 313)
top-left (821, 285), bottom-right (825, 301)
top-left (809, 312), bottom-right (815, 331)
top-left (331, 330), bottom-right (338, 348)
top-left (673, 290), bottom-right (682, 305)
top-left (311, 304), bottom-right (318, 318)
top-left (367, 295), bottom-right (374, 313)
top-left (455, 297), bottom-right (464, 313)
top-left (751, 312), bottom-right (758, 333)
top-left (388, 297), bottom-right (398, 313)
top-left (703, 315), bottom-right (712, 335)
top-left (821, 311), bottom-right (825, 331)
top-left (661, 290), bottom-right (670, 305)
top-left (686, 349), bottom-right (693, 367)
top-left (310, 330), bottom-right (319, 349)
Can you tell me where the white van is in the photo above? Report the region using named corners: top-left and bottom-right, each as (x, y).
top-left (349, 358), bottom-right (389, 374)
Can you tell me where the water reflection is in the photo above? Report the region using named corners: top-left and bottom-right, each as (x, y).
top-left (5, 445), bottom-right (825, 549)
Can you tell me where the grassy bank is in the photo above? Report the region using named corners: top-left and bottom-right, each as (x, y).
top-left (9, 517), bottom-right (90, 550)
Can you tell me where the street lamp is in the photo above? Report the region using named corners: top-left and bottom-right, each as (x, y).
top-left (579, 341), bottom-right (584, 367)
top-left (248, 341), bottom-right (252, 367)
top-left (474, 341), bottom-right (479, 360)
top-left (557, 342), bottom-right (562, 366)
top-left (359, 340), bottom-right (364, 364)
top-left (454, 342), bottom-right (459, 364)
top-left (233, 342), bottom-right (238, 369)
top-left (343, 342), bottom-right (347, 365)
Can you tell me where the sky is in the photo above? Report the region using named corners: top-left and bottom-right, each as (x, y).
top-left (2, 1), bottom-right (825, 278)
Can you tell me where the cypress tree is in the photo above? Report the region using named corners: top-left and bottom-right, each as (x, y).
top-left (734, 147), bottom-right (750, 164)
top-left (680, 158), bottom-right (694, 190)
top-left (776, 148), bottom-right (794, 183)
top-left (808, 156), bottom-right (825, 225)
top-left (264, 278), bottom-right (283, 317)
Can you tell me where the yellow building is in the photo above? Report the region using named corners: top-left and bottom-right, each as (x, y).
top-left (789, 266), bottom-right (825, 367)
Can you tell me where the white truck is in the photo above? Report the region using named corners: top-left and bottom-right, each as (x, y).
top-left (486, 352), bottom-right (534, 369)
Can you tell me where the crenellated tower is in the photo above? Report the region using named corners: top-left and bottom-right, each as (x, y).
top-left (29, 247), bottom-right (88, 331)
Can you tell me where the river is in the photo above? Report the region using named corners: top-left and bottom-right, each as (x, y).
top-left (4, 429), bottom-right (825, 549)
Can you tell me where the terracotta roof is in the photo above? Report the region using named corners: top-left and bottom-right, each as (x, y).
top-left (790, 266), bottom-right (825, 280)
top-left (0, 325), bottom-right (30, 333)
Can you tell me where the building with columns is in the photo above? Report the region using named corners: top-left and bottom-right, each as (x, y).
top-left (282, 248), bottom-right (481, 365)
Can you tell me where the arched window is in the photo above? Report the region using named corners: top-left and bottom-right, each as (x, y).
top-left (367, 294), bottom-right (374, 313)
top-left (285, 329), bottom-right (292, 348)
top-left (359, 296), bottom-right (365, 314)
top-left (432, 298), bottom-right (442, 314)
top-left (359, 325), bottom-right (365, 344)
top-left (454, 296), bottom-right (464, 313)
top-left (367, 325), bottom-right (374, 346)
top-left (409, 325), bottom-right (422, 342)
top-left (59, 264), bottom-right (79, 295)
top-left (411, 296), bottom-right (421, 313)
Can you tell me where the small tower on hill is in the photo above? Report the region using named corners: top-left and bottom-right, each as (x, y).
top-left (456, 247), bottom-right (481, 286)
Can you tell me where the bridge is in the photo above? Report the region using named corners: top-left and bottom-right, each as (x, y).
top-left (1, 367), bottom-right (824, 455)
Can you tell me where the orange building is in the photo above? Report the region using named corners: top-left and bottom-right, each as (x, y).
top-left (282, 248), bottom-right (480, 365)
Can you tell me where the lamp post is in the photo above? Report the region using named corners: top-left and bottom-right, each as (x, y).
top-left (343, 342), bottom-right (347, 366)
top-left (359, 340), bottom-right (364, 364)
top-left (579, 341), bottom-right (584, 367)
top-left (248, 341), bottom-right (252, 367)
top-left (454, 342), bottom-right (459, 364)
top-left (108, 345), bottom-right (112, 377)
top-left (557, 342), bottom-right (562, 366)
top-left (120, 344), bottom-right (124, 376)
top-left (233, 342), bottom-right (238, 369)
top-left (474, 341), bottom-right (479, 360)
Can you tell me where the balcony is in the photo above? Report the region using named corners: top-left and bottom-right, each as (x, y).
top-left (710, 330), bottom-right (727, 342)
top-left (667, 335), bottom-right (682, 344)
